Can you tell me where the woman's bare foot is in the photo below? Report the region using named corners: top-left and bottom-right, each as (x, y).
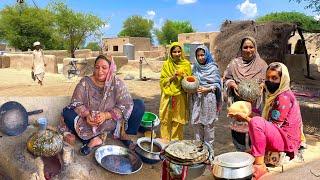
top-left (88, 136), bottom-right (102, 148)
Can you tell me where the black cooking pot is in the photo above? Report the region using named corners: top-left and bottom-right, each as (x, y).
top-left (0, 101), bottom-right (43, 136)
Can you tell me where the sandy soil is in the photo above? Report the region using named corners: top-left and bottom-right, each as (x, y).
top-left (0, 65), bottom-right (319, 179)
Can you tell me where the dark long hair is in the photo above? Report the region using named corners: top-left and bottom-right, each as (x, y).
top-left (95, 55), bottom-right (111, 65)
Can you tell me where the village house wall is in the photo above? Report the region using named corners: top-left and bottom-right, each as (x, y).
top-left (103, 37), bottom-right (152, 55)
top-left (178, 31), bottom-right (220, 55)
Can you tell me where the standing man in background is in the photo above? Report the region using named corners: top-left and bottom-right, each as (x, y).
top-left (32, 41), bottom-right (46, 86)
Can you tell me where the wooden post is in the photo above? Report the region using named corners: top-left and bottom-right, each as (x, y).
top-left (297, 27), bottom-right (311, 78)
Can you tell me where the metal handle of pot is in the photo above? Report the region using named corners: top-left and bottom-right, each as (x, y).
top-left (203, 141), bottom-right (215, 165)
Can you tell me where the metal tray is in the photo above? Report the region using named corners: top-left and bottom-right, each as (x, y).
top-left (95, 145), bottom-right (143, 175)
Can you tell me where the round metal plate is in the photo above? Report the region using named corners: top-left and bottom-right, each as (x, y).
top-left (0, 101), bottom-right (28, 136)
top-left (214, 152), bottom-right (254, 168)
top-left (95, 145), bottom-right (143, 175)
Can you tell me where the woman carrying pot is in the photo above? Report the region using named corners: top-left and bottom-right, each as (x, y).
top-left (159, 42), bottom-right (191, 141)
top-left (61, 55), bottom-right (145, 155)
top-left (189, 45), bottom-right (222, 151)
top-left (223, 36), bottom-right (268, 152)
top-left (228, 62), bottom-right (303, 179)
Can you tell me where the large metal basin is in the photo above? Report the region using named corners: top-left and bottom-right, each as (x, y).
top-left (95, 145), bottom-right (143, 175)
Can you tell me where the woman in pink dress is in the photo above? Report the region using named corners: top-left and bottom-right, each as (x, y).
top-left (228, 62), bottom-right (302, 179)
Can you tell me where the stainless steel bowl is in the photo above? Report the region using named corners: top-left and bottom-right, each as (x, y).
top-left (135, 137), bottom-right (164, 164)
top-left (95, 145), bottom-right (143, 175)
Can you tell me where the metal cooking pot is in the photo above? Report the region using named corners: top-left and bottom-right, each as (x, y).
top-left (212, 152), bottom-right (254, 179)
top-left (135, 137), bottom-right (164, 164)
top-left (0, 101), bottom-right (43, 136)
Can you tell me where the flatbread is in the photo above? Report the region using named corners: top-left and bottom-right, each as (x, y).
top-left (164, 140), bottom-right (208, 161)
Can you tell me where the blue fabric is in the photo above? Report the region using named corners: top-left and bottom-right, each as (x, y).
top-left (126, 99), bottom-right (145, 135)
top-left (62, 107), bottom-right (90, 144)
top-left (62, 99), bottom-right (145, 143)
top-left (193, 45), bottom-right (221, 90)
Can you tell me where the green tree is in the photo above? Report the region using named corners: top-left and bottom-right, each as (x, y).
top-left (0, 4), bottom-right (63, 51)
top-left (290, 0), bottom-right (320, 13)
top-left (85, 42), bottom-right (100, 51)
top-left (49, 1), bottom-right (105, 57)
top-left (155, 20), bottom-right (195, 45)
top-left (256, 12), bottom-right (320, 31)
top-left (118, 15), bottom-right (154, 40)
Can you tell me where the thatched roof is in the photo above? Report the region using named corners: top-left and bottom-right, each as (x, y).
top-left (214, 20), bottom-right (296, 73)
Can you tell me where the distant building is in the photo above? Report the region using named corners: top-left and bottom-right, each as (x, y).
top-left (0, 43), bottom-right (16, 52)
top-left (102, 37), bottom-right (151, 54)
top-left (178, 31), bottom-right (219, 55)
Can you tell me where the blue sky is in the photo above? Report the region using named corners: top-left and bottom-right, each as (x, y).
top-left (0, 0), bottom-right (316, 40)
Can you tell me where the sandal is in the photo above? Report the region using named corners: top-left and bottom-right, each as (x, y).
top-left (79, 137), bottom-right (103, 156)
top-left (80, 144), bottom-right (92, 156)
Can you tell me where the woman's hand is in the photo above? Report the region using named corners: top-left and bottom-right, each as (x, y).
top-left (95, 112), bottom-right (111, 125)
top-left (170, 74), bottom-right (178, 82)
top-left (228, 81), bottom-right (238, 90)
top-left (197, 86), bottom-right (212, 94)
top-left (86, 115), bottom-right (98, 126)
top-left (87, 112), bottom-right (111, 126)
top-left (259, 82), bottom-right (265, 95)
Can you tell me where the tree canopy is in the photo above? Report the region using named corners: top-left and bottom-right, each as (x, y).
top-left (0, 1), bottom-right (105, 57)
top-left (256, 11), bottom-right (320, 31)
top-left (0, 4), bottom-right (62, 51)
top-left (155, 20), bottom-right (195, 45)
top-left (49, 1), bottom-right (105, 57)
top-left (85, 42), bottom-right (100, 51)
top-left (118, 15), bottom-right (154, 40)
top-left (290, 0), bottom-right (320, 13)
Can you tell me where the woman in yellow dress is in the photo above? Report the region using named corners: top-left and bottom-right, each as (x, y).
top-left (159, 42), bottom-right (191, 141)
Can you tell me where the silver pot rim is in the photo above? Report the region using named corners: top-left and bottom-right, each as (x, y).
top-left (136, 137), bottom-right (164, 155)
top-left (213, 152), bottom-right (255, 168)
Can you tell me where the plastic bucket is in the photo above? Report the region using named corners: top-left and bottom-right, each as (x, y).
top-left (141, 112), bottom-right (158, 127)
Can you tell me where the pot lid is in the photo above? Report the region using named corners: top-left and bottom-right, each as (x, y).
top-left (214, 152), bottom-right (254, 168)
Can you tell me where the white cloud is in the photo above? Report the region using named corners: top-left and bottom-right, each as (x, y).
top-left (237, 0), bottom-right (258, 18)
top-left (314, 15), bottom-right (320, 21)
top-left (146, 10), bottom-right (156, 20)
top-left (206, 23), bottom-right (212, 27)
top-left (177, 0), bottom-right (197, 5)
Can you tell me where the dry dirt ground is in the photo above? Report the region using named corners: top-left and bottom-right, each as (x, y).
top-left (0, 64), bottom-right (319, 180)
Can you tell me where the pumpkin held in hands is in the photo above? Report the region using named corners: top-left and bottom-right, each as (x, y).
top-left (27, 129), bottom-right (63, 157)
top-left (181, 76), bottom-right (199, 93)
top-left (237, 80), bottom-right (261, 102)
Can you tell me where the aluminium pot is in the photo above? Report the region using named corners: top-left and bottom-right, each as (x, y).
top-left (212, 152), bottom-right (254, 179)
top-left (135, 137), bottom-right (164, 164)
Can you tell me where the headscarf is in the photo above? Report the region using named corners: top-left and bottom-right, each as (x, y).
top-left (193, 45), bottom-right (222, 109)
top-left (262, 62), bottom-right (290, 119)
top-left (99, 56), bottom-right (132, 138)
top-left (193, 45), bottom-right (221, 89)
top-left (160, 42), bottom-right (192, 96)
top-left (224, 36), bottom-right (268, 84)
